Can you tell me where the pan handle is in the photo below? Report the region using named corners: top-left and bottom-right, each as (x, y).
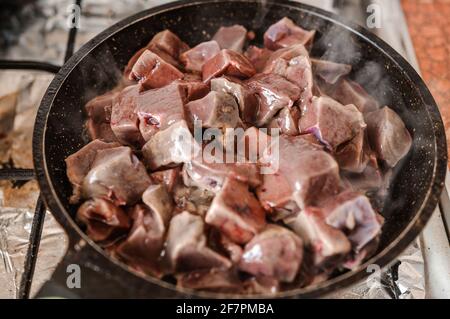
top-left (35, 238), bottom-right (182, 299)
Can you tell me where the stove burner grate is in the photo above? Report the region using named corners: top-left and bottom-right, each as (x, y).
top-left (0, 0), bottom-right (82, 299)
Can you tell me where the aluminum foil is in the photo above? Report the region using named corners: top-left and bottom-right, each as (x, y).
top-left (0, 0), bottom-right (428, 299)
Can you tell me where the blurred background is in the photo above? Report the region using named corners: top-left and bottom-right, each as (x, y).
top-left (0, 0), bottom-right (448, 299)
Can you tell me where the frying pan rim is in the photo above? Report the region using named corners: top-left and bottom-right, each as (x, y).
top-left (33, 0), bottom-right (447, 298)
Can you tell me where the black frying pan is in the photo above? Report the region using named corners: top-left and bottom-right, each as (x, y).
top-left (33, 0), bottom-right (447, 298)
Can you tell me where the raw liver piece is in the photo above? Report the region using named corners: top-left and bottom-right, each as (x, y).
top-left (115, 204), bottom-right (165, 276)
top-left (142, 184), bottom-right (173, 230)
top-left (77, 198), bottom-right (130, 242)
top-left (246, 73), bottom-right (301, 126)
top-left (322, 191), bottom-right (383, 252)
top-left (287, 208), bottom-right (351, 268)
top-left (239, 225), bottom-right (303, 282)
top-left (174, 79), bottom-right (209, 101)
top-left (335, 130), bottom-right (370, 173)
top-left (318, 78), bottom-right (379, 114)
top-left (212, 25), bottom-right (247, 53)
top-left (299, 96), bottom-right (366, 151)
top-left (141, 120), bottom-right (200, 171)
top-left (258, 135), bottom-right (340, 213)
top-left (365, 106), bottom-right (412, 167)
top-left (136, 82), bottom-right (187, 141)
top-left (273, 107), bottom-right (301, 136)
top-left (124, 29), bottom-right (189, 77)
top-left (110, 84), bottom-right (145, 147)
top-left (65, 139), bottom-right (120, 204)
top-left (81, 146), bottom-right (152, 205)
top-left (148, 29), bottom-right (190, 60)
top-left (150, 167), bottom-right (180, 193)
top-left (264, 17), bottom-right (315, 50)
top-left (244, 46), bottom-right (273, 72)
top-left (311, 58), bottom-right (352, 85)
top-left (129, 50), bottom-right (183, 90)
top-left (202, 49), bottom-right (256, 83)
top-left (180, 40), bottom-right (221, 72)
top-left (211, 76), bottom-right (259, 124)
top-left (165, 211), bottom-right (231, 272)
top-left (184, 151), bottom-right (261, 193)
top-left (205, 177), bottom-right (266, 244)
top-left (186, 91), bottom-right (239, 129)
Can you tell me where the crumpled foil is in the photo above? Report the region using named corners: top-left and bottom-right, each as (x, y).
top-left (0, 0), bottom-right (427, 299)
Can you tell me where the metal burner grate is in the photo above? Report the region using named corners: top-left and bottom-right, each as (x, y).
top-left (0, 0), bottom-right (82, 299)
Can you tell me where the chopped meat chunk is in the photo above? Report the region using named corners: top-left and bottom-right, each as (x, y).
top-left (335, 130), bottom-right (370, 173)
top-left (239, 225), bottom-right (303, 282)
top-left (84, 89), bottom-right (120, 142)
top-left (202, 49), bottom-right (256, 83)
top-left (205, 178), bottom-right (266, 244)
top-left (116, 204), bottom-right (165, 276)
top-left (124, 47), bottom-right (148, 78)
top-left (175, 79), bottom-right (209, 101)
top-left (87, 120), bottom-right (117, 142)
top-left (287, 208), bottom-right (351, 268)
top-left (311, 58), bottom-right (352, 85)
top-left (342, 154), bottom-right (383, 192)
top-left (244, 46), bottom-right (273, 72)
top-left (81, 146), bottom-right (152, 205)
top-left (322, 191), bottom-right (383, 252)
top-left (214, 231), bottom-right (243, 263)
top-left (270, 56), bottom-right (313, 109)
top-left (129, 50), bottom-right (183, 90)
top-left (136, 82), bottom-right (188, 141)
top-left (85, 90), bottom-right (118, 124)
top-left (177, 269), bottom-right (241, 292)
top-left (246, 73), bottom-right (301, 126)
top-left (211, 77), bottom-right (259, 124)
top-left (65, 139), bottom-right (120, 203)
top-left (343, 236), bottom-right (380, 269)
top-left (180, 40), bottom-right (221, 72)
top-left (273, 107), bottom-right (301, 136)
top-left (365, 106), bottom-right (412, 167)
top-left (264, 44), bottom-right (309, 70)
top-left (184, 151), bottom-right (261, 193)
top-left (148, 29), bottom-right (189, 61)
top-left (110, 84), bottom-right (145, 147)
top-left (142, 120), bottom-right (200, 170)
top-left (166, 211), bottom-right (231, 272)
top-left (212, 25), bottom-right (247, 53)
top-left (150, 167), bottom-right (180, 193)
top-left (186, 91), bottom-right (239, 129)
top-left (77, 198), bottom-right (130, 242)
top-left (124, 29), bottom-right (187, 76)
top-left (173, 183), bottom-right (214, 217)
top-left (264, 17), bottom-right (315, 50)
top-left (318, 78), bottom-right (379, 113)
top-left (142, 184), bottom-right (173, 229)
top-left (258, 135), bottom-right (340, 213)
top-left (300, 96), bottom-right (366, 151)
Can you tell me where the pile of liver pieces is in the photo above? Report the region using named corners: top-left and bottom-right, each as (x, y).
top-left (66, 17), bottom-right (412, 294)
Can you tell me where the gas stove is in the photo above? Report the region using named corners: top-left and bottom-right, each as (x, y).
top-left (0, 0), bottom-right (448, 299)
